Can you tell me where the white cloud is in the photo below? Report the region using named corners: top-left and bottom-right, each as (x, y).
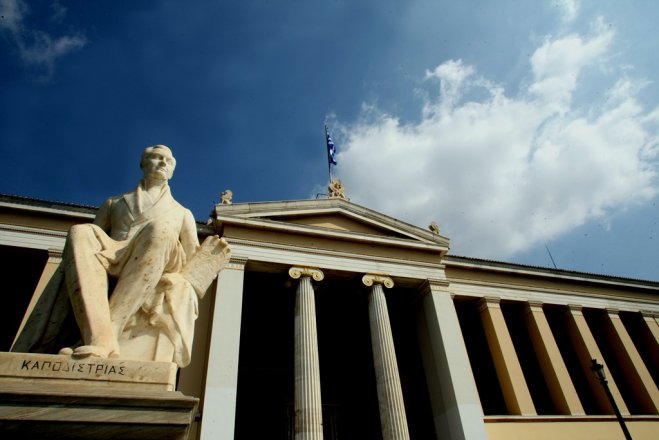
top-left (336, 23), bottom-right (658, 259)
top-left (0, 0), bottom-right (86, 76)
top-left (555, 0), bottom-right (580, 23)
top-left (530, 26), bottom-right (612, 111)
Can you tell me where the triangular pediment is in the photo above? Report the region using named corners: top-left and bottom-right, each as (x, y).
top-left (214, 198), bottom-right (449, 250)
top-left (273, 213), bottom-right (406, 237)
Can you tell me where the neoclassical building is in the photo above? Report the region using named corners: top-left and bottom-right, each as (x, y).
top-left (0, 192), bottom-right (657, 439)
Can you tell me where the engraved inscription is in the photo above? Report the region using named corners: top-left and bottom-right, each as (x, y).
top-left (19, 359), bottom-right (126, 376)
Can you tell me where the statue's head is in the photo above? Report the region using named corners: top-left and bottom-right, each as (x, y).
top-left (140, 145), bottom-right (177, 180)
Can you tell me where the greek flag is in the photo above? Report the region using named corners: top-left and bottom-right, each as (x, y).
top-left (326, 126), bottom-right (337, 166)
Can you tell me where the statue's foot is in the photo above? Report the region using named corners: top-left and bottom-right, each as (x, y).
top-left (72, 345), bottom-right (117, 358)
top-left (59, 347), bottom-right (74, 355)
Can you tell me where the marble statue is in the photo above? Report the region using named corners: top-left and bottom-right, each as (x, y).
top-left (12, 145), bottom-right (230, 367)
top-left (220, 189), bottom-right (233, 205)
top-left (328, 178), bottom-right (347, 200)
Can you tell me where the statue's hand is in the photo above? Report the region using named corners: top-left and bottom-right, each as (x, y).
top-left (209, 236), bottom-right (231, 258)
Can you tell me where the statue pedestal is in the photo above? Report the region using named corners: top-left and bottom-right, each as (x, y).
top-left (0, 352), bottom-right (198, 439)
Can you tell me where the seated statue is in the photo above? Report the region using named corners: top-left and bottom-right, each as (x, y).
top-left (12, 145), bottom-right (230, 367)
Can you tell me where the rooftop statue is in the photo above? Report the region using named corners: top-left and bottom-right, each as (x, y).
top-left (328, 178), bottom-right (347, 200)
top-left (220, 189), bottom-right (233, 205)
top-left (12, 145), bottom-right (230, 367)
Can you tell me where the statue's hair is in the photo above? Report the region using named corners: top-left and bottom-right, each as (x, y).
top-left (140, 145), bottom-right (177, 175)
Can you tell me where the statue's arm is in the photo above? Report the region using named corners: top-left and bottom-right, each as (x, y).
top-left (93, 198), bottom-right (113, 233)
top-left (180, 209), bottom-right (200, 258)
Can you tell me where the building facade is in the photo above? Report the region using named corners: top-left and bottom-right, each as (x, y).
top-left (1, 193), bottom-right (658, 439)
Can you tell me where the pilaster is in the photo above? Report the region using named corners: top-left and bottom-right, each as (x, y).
top-left (199, 256), bottom-right (248, 440)
top-left (12, 250), bottom-right (62, 348)
top-left (523, 302), bottom-right (584, 415)
top-left (477, 297), bottom-right (536, 416)
top-left (639, 311), bottom-right (659, 373)
top-left (603, 308), bottom-right (659, 414)
top-left (417, 280), bottom-right (487, 440)
top-left (564, 305), bottom-right (628, 415)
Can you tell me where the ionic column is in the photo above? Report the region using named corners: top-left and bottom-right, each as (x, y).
top-left (524, 302), bottom-right (584, 415)
top-left (289, 266), bottom-right (325, 440)
top-left (477, 297), bottom-right (536, 415)
top-left (603, 308), bottom-right (659, 414)
top-left (564, 305), bottom-right (629, 415)
top-left (363, 274), bottom-right (410, 440)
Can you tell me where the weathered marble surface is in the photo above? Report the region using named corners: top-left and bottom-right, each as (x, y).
top-left (0, 379), bottom-right (198, 439)
top-left (0, 352), bottom-right (177, 391)
top-left (12, 145), bottom-right (230, 368)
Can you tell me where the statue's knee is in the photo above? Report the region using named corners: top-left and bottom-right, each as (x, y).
top-left (68, 223), bottom-right (95, 241)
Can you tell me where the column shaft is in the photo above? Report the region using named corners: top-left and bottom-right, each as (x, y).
top-left (365, 276), bottom-right (410, 440)
top-left (291, 268), bottom-right (324, 440)
top-left (524, 302), bottom-right (584, 415)
top-left (478, 297), bottom-right (536, 415)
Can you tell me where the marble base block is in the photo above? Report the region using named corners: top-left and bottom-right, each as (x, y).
top-left (0, 352), bottom-right (198, 439)
top-left (0, 352), bottom-right (177, 391)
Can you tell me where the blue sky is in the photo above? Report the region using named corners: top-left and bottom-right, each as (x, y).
top-left (1, 0), bottom-right (658, 281)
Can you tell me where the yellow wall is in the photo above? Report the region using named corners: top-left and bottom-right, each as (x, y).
top-left (486, 419), bottom-right (658, 440)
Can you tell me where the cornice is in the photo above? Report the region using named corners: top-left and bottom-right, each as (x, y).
top-left (0, 223), bottom-right (68, 238)
top-left (445, 256), bottom-right (659, 292)
top-left (447, 275), bottom-right (659, 306)
top-left (0, 200), bottom-right (96, 219)
top-left (449, 278), bottom-right (659, 313)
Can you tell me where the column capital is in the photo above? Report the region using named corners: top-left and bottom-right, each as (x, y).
top-left (362, 274), bottom-right (394, 289)
top-left (418, 279), bottom-right (450, 296)
top-left (477, 296), bottom-right (501, 312)
top-left (606, 307), bottom-right (620, 316)
top-left (524, 300), bottom-right (544, 315)
top-left (640, 310), bottom-right (659, 319)
top-left (566, 304), bottom-right (583, 313)
top-left (226, 256), bottom-right (248, 270)
top-left (289, 266), bottom-right (324, 282)
top-left (47, 248), bottom-right (63, 260)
